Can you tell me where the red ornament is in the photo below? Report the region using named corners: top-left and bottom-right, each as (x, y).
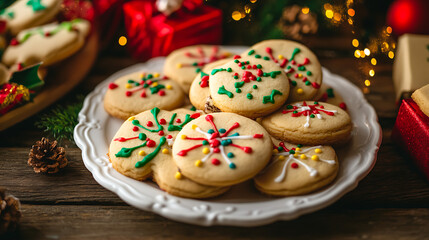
top-left (387, 0), bottom-right (429, 35)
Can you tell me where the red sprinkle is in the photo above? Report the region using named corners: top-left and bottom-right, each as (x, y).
top-left (256, 69), bottom-right (263, 76)
top-left (141, 91), bottom-right (146, 98)
top-left (147, 140), bottom-right (156, 147)
top-left (132, 126), bottom-right (139, 132)
top-left (339, 102), bottom-right (347, 110)
top-left (311, 82), bottom-right (321, 89)
top-left (243, 147), bottom-right (252, 153)
top-left (303, 58), bottom-right (310, 65)
top-left (210, 139), bottom-right (220, 147)
top-left (211, 159), bottom-right (221, 165)
top-left (253, 65), bottom-right (257, 69)
top-left (247, 65), bottom-right (251, 69)
top-left (107, 83), bottom-right (117, 89)
top-left (125, 91), bottom-right (132, 97)
top-left (291, 163), bottom-right (299, 169)
top-left (10, 38), bottom-right (18, 46)
top-left (159, 118), bottom-right (167, 125)
top-left (176, 118), bottom-right (181, 123)
top-left (167, 135), bottom-right (173, 139)
top-left (146, 80), bottom-right (153, 85)
top-left (158, 130), bottom-right (164, 136)
top-left (158, 90), bottom-right (165, 96)
top-left (291, 60), bottom-right (296, 65)
top-left (147, 121), bottom-right (153, 127)
top-left (213, 148), bottom-right (220, 153)
top-left (253, 134), bottom-right (263, 138)
top-left (233, 55), bottom-right (241, 59)
top-left (190, 113), bottom-right (201, 119)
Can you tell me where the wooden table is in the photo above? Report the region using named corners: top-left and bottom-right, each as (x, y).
top-left (1, 40), bottom-right (429, 239)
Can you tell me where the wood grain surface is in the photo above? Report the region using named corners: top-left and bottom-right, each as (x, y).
top-left (1, 38), bottom-right (429, 239)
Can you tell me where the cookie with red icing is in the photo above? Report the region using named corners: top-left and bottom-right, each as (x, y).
top-left (172, 112), bottom-right (272, 187)
top-left (104, 71), bottom-right (185, 120)
top-left (109, 107), bottom-right (228, 198)
top-left (313, 83), bottom-right (347, 111)
top-left (254, 138), bottom-right (338, 196)
top-left (189, 58), bottom-right (231, 111)
top-left (243, 39), bottom-right (322, 102)
top-left (208, 56), bottom-right (290, 118)
top-left (261, 101), bottom-right (352, 145)
top-left (164, 45), bottom-right (231, 93)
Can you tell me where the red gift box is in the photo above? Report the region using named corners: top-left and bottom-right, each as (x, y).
top-left (123, 0), bottom-right (222, 60)
top-left (392, 99), bottom-right (429, 180)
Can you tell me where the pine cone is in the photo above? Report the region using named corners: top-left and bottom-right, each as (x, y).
top-left (279, 5), bottom-right (318, 40)
top-left (0, 188), bottom-right (21, 234)
top-left (28, 137), bottom-right (68, 174)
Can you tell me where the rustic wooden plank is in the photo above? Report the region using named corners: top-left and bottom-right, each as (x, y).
top-left (3, 205), bottom-right (428, 240)
top-left (1, 135), bottom-right (429, 207)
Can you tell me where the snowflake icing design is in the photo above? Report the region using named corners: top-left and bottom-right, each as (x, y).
top-left (282, 101), bottom-right (337, 128)
top-left (177, 115), bottom-right (264, 169)
top-left (267, 142), bottom-right (336, 183)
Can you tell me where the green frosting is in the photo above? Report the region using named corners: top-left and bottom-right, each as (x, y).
top-left (262, 90), bottom-right (283, 104)
top-left (218, 86), bottom-right (234, 98)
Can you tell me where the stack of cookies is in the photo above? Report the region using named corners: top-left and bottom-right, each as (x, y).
top-left (105, 40), bottom-right (353, 198)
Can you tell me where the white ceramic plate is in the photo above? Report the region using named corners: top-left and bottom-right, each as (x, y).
top-left (74, 46), bottom-right (382, 227)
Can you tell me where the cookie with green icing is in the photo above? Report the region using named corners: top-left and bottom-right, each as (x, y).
top-left (104, 71), bottom-right (186, 120)
top-left (0, 0), bottom-right (62, 36)
top-left (313, 83), bottom-right (347, 111)
top-left (164, 45), bottom-right (231, 94)
top-left (2, 19), bottom-right (90, 68)
top-left (208, 56), bottom-right (290, 118)
top-left (189, 58), bottom-right (231, 111)
top-left (172, 112), bottom-right (272, 187)
top-left (109, 108), bottom-right (228, 198)
top-left (254, 138), bottom-right (338, 196)
top-left (244, 39), bottom-right (322, 102)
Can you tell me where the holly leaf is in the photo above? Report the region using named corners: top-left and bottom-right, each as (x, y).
top-left (9, 63), bottom-right (44, 90)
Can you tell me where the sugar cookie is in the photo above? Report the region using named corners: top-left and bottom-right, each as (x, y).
top-left (172, 112), bottom-right (272, 187)
top-left (255, 139), bottom-right (338, 196)
top-left (164, 45), bottom-right (231, 93)
top-left (0, 0), bottom-right (62, 35)
top-left (244, 39), bottom-right (322, 102)
top-left (261, 101), bottom-right (352, 145)
top-left (104, 71), bottom-right (185, 120)
top-left (313, 83), bottom-right (347, 110)
top-left (2, 19), bottom-right (90, 68)
top-left (208, 56), bottom-right (290, 118)
top-left (189, 58), bottom-right (231, 110)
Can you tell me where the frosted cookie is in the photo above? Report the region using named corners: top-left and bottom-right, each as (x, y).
top-left (0, 0), bottom-right (62, 35)
top-left (152, 157), bottom-right (229, 199)
top-left (313, 83), bottom-right (347, 110)
top-left (208, 56), bottom-right (290, 118)
top-left (109, 108), bottom-right (227, 198)
top-left (104, 71), bottom-right (185, 120)
top-left (2, 19), bottom-right (90, 68)
top-left (164, 45), bottom-right (231, 93)
top-left (189, 58), bottom-right (231, 110)
top-left (254, 139), bottom-right (338, 196)
top-left (109, 107), bottom-right (200, 180)
top-left (244, 39), bottom-right (322, 102)
top-left (411, 83), bottom-right (429, 117)
top-left (261, 101), bottom-right (352, 145)
top-left (172, 112), bottom-right (272, 187)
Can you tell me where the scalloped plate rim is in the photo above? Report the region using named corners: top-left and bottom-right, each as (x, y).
top-left (74, 46), bottom-right (381, 226)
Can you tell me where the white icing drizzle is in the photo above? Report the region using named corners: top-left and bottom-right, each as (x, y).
top-left (269, 146), bottom-right (336, 183)
top-left (291, 102), bottom-right (337, 128)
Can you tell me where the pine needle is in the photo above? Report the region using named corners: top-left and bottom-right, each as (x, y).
top-left (36, 95), bottom-right (85, 143)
